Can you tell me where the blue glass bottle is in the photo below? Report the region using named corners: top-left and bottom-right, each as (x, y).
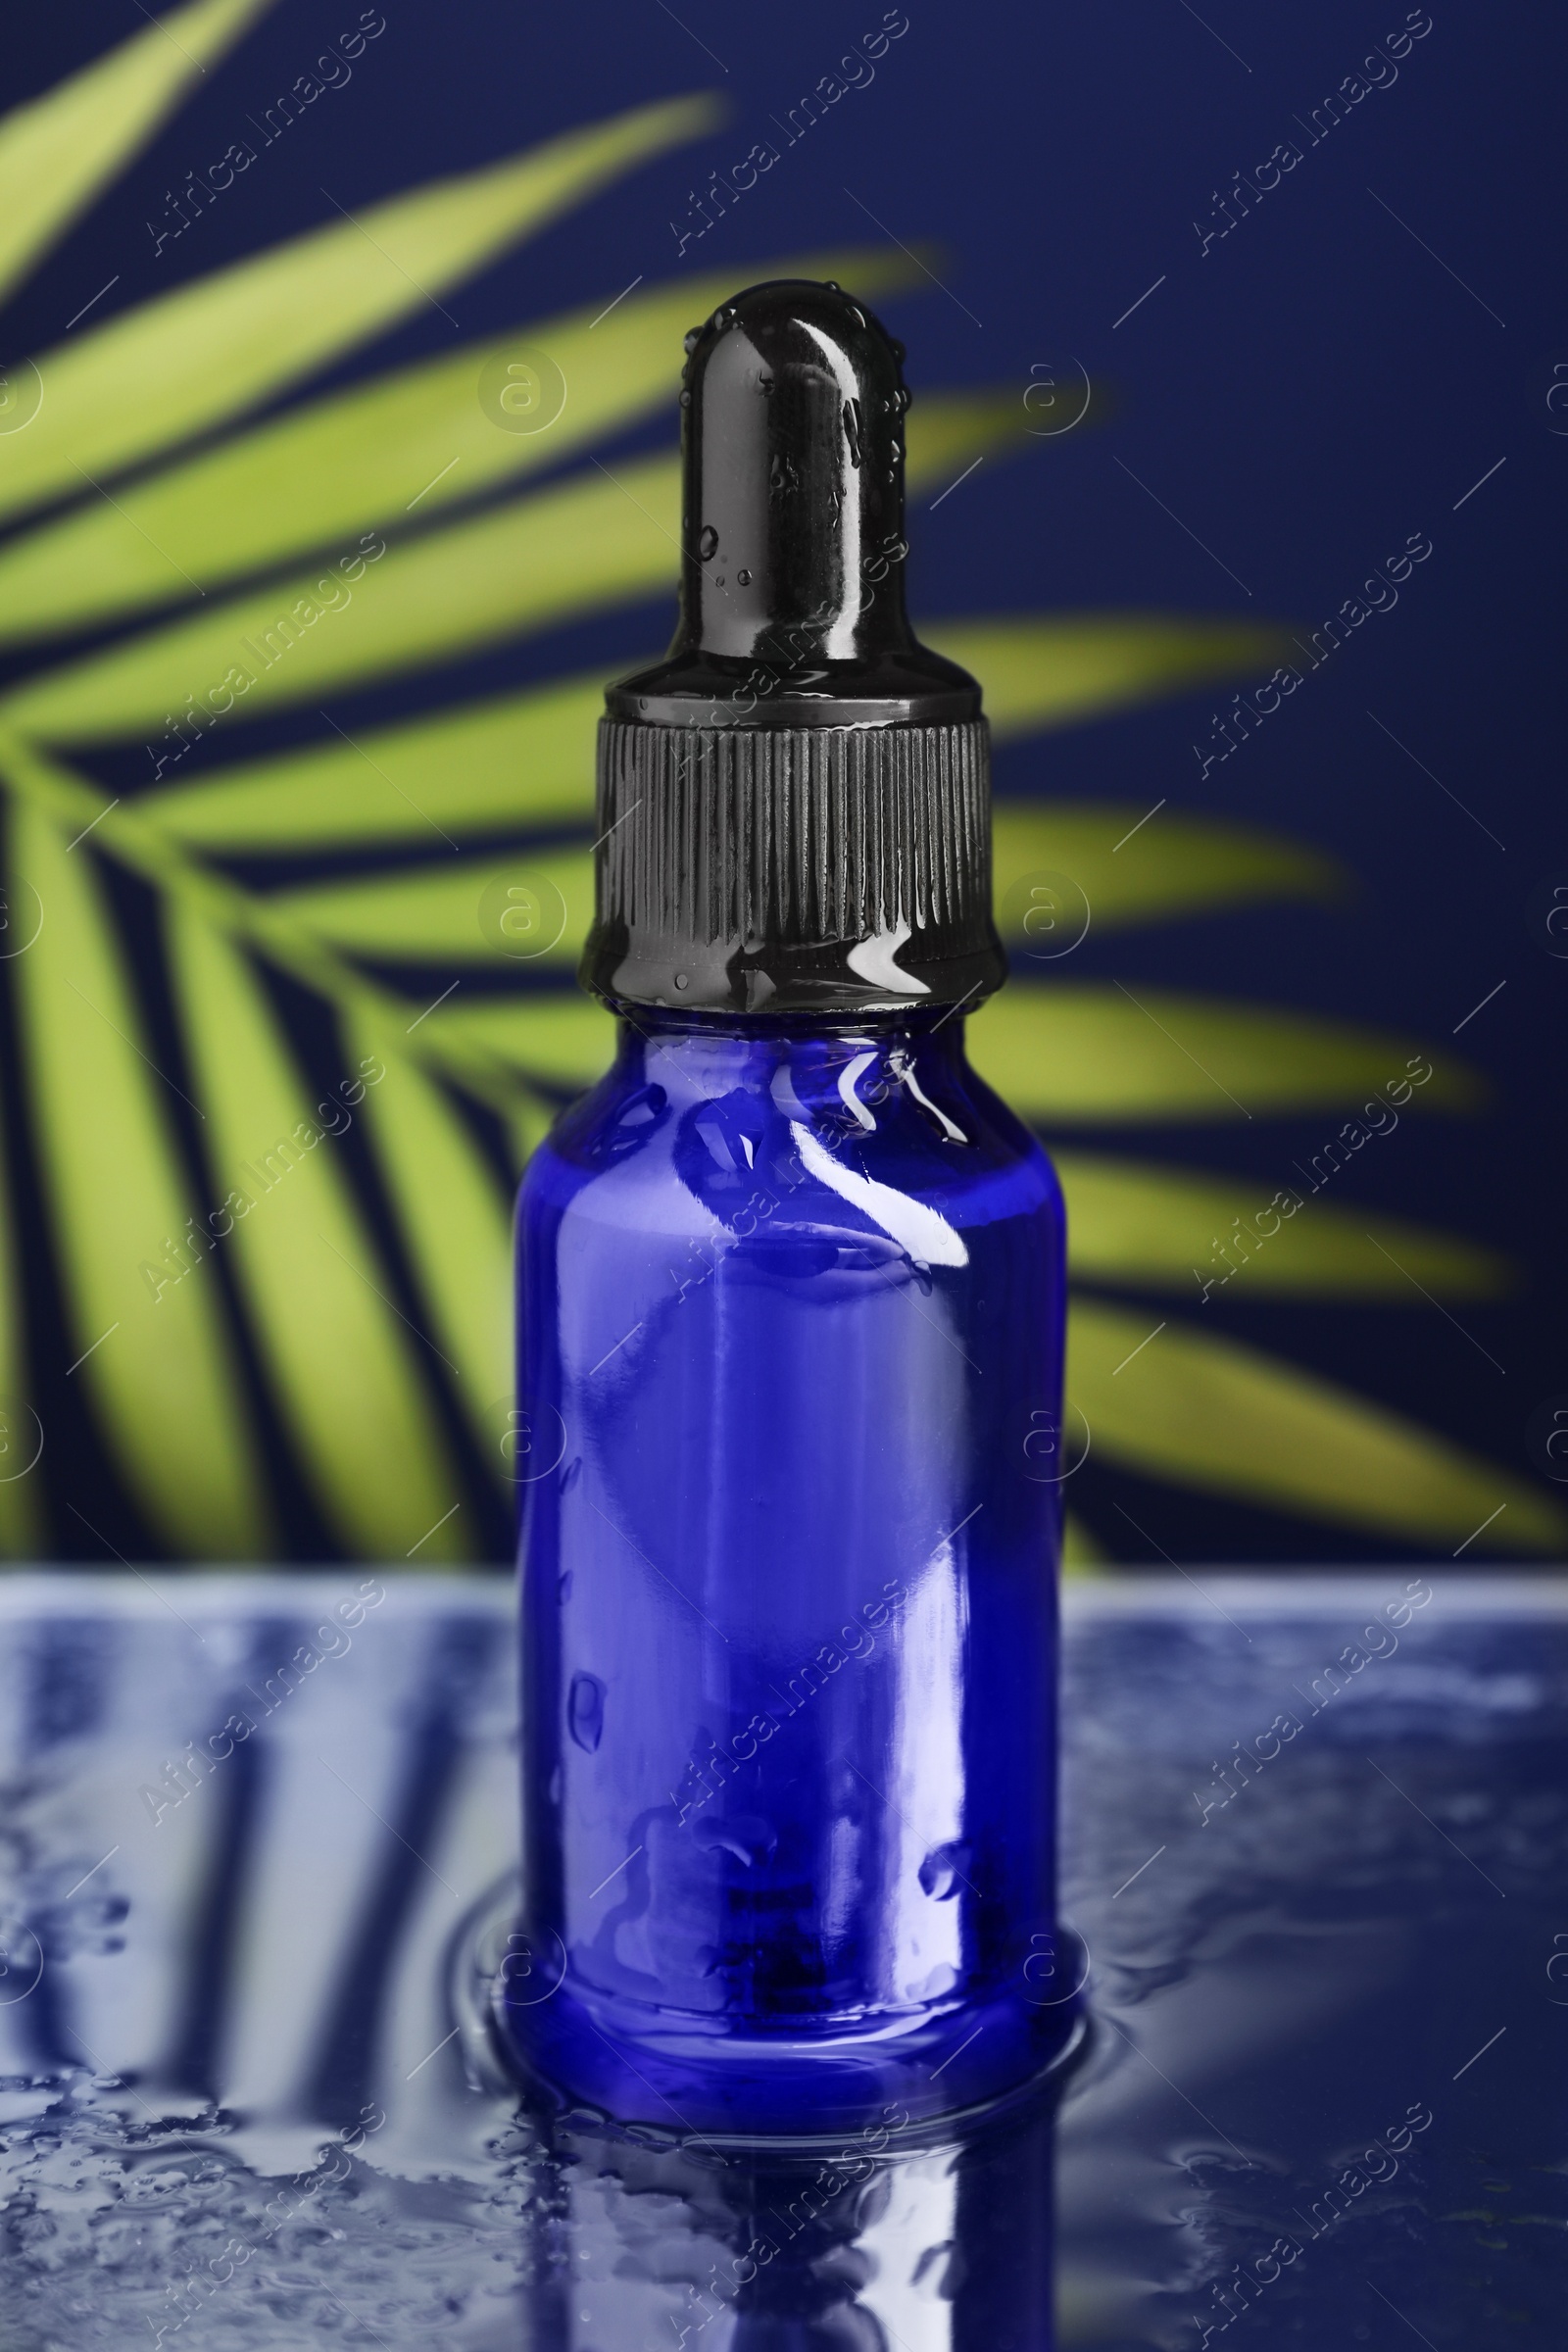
top-left (503, 280), bottom-right (1078, 2134)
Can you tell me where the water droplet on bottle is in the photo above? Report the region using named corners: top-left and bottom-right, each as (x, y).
top-left (698, 523), bottom-right (719, 561)
top-left (696, 1814), bottom-right (777, 1868)
top-left (737, 568), bottom-right (752, 586)
top-left (560, 2102), bottom-right (612, 2132)
top-left (566, 1672), bottom-right (606, 1752)
top-left (918, 1840), bottom-right (970, 1900)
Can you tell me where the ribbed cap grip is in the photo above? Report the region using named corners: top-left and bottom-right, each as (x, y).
top-left (582, 714), bottom-right (1005, 1014)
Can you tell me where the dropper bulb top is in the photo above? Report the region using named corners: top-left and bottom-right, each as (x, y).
top-left (675, 277), bottom-right (915, 665)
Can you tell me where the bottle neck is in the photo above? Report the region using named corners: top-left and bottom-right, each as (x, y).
top-left (607, 1004), bottom-right (973, 1111)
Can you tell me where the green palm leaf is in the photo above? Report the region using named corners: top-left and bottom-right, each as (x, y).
top-left (1061, 1515), bottom-right (1104, 1571)
top-left (0, 1043), bottom-right (43, 1557)
top-left (346, 1014), bottom-right (514, 1430)
top-left (969, 984), bottom-right (1477, 1122)
top-left (140, 611), bottom-right (1281, 860)
top-left (994, 805), bottom-right (1342, 935)
top-left (270, 804), bottom-right (1340, 975)
top-left (2, 456), bottom-right (680, 737)
top-left (0, 93), bottom-right (716, 527)
top-left (422, 995), bottom-right (616, 1093)
top-left (168, 905), bottom-right (469, 1560)
top-left (0, 30), bottom-right (1544, 1566)
top-left (0, 249), bottom-right (921, 643)
top-left (231, 800), bottom-right (1335, 980)
top-left (1056, 1151), bottom-right (1506, 1298)
top-left (14, 801), bottom-right (271, 1554)
top-left (0, 392), bottom-right (1027, 742)
top-left (274, 850), bottom-right (590, 967)
top-left (143, 675), bottom-right (604, 850)
top-left (0, 733), bottom-right (549, 1128)
top-left (0, 0), bottom-right (272, 311)
top-left (1069, 1298), bottom-right (1564, 1552)
top-left (944, 615), bottom-right (1293, 740)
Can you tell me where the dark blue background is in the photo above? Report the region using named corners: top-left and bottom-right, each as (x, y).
top-left (6, 0), bottom-right (1561, 1564)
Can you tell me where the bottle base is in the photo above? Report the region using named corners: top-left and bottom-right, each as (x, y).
top-left (493, 1962), bottom-right (1087, 2141)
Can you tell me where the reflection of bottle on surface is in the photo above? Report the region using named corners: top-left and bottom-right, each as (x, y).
top-left (517, 2075), bottom-right (1059, 2351)
top-left (505, 280), bottom-right (1077, 2135)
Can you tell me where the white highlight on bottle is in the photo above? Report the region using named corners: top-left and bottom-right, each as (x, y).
top-left (837, 1051), bottom-right (879, 1131)
top-left (790, 1121), bottom-right (968, 1268)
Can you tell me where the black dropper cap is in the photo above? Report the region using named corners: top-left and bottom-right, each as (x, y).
top-left (581, 279), bottom-right (1007, 1016)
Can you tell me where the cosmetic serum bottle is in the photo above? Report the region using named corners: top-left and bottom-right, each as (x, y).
top-left (503, 280), bottom-right (1080, 2136)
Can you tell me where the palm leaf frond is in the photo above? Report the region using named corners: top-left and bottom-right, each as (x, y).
top-left (0, 1008), bottom-right (45, 1558)
top-left (273, 851), bottom-right (589, 968)
top-left (421, 995), bottom-right (615, 1096)
top-left (0, 249), bottom-right (921, 644)
top-left (0, 0), bottom-right (273, 311)
top-left (994, 805), bottom-right (1342, 936)
top-left (942, 615), bottom-right (1295, 741)
top-left (1061, 1515), bottom-right (1104, 1571)
top-left (0, 94), bottom-right (717, 527)
top-left (1057, 1151), bottom-right (1507, 1298)
top-left (1069, 1298), bottom-right (1564, 1552)
top-left (0, 27), bottom-right (1543, 1566)
top-left (969, 985), bottom-right (1477, 1123)
top-left (15, 799), bottom-right (272, 1553)
top-left (142, 675), bottom-right (604, 849)
top-left (169, 905), bottom-right (470, 1560)
top-left (346, 1013), bottom-right (514, 1431)
top-left (0, 386), bottom-right (1046, 743)
top-left (3, 456), bottom-right (681, 736)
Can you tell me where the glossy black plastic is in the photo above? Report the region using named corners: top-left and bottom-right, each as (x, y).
top-left (607, 277), bottom-right (980, 729)
top-left (583, 280), bottom-right (1006, 1014)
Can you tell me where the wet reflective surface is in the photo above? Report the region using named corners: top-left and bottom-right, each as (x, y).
top-left (0, 1571), bottom-right (1563, 2346)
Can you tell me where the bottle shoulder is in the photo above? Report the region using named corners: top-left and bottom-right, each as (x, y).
top-left (519, 1032), bottom-right (1061, 1249)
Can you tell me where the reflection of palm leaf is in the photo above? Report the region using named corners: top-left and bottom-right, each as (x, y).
top-left (0, 21), bottom-right (1554, 1563)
